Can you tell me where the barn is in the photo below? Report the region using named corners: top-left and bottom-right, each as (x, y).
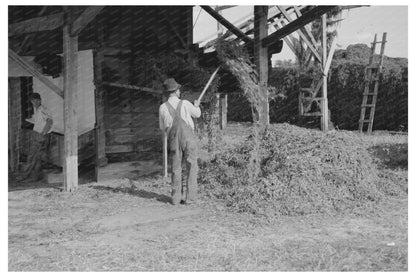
top-left (8, 5), bottom-right (337, 191)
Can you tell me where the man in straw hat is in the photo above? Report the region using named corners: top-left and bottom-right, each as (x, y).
top-left (159, 78), bottom-right (201, 205)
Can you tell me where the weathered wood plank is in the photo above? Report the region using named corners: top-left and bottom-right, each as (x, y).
top-left (63, 8), bottom-right (79, 192)
top-left (321, 14), bottom-right (329, 132)
top-left (102, 82), bottom-right (162, 96)
top-left (8, 78), bottom-right (21, 172)
top-left (254, 6), bottom-right (269, 125)
top-left (323, 38), bottom-right (338, 76)
top-left (93, 27), bottom-right (108, 169)
top-left (105, 144), bottom-right (134, 154)
top-left (9, 13), bottom-right (63, 37)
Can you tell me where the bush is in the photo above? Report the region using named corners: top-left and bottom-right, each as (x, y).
top-left (226, 63), bottom-right (408, 131)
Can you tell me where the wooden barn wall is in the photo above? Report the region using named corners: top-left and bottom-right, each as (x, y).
top-left (103, 84), bottom-right (160, 154)
top-left (8, 78), bottom-right (21, 172)
top-left (101, 6), bottom-right (191, 156)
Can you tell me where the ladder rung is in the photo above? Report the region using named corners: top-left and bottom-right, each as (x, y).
top-left (359, 119), bottom-right (371, 123)
top-left (300, 88), bottom-right (313, 93)
top-left (303, 112), bottom-right (322, 117)
top-left (366, 64), bottom-right (380, 69)
top-left (362, 104), bottom-right (376, 108)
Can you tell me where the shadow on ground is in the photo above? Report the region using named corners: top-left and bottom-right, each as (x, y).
top-left (91, 185), bottom-right (172, 204)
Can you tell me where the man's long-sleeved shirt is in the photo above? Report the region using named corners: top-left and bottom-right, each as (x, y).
top-left (159, 96), bottom-right (201, 132)
top-left (30, 105), bottom-right (53, 134)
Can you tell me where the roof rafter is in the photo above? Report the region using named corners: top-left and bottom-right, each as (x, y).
top-left (262, 6), bottom-right (337, 47)
top-left (8, 12), bottom-right (63, 37)
top-left (200, 5), bottom-right (253, 45)
top-left (71, 6), bottom-right (105, 36)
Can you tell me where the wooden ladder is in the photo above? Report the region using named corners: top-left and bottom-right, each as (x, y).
top-left (358, 32), bottom-right (387, 133)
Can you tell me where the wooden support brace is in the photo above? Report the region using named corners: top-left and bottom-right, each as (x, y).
top-left (200, 5), bottom-right (253, 45)
top-left (102, 82), bottom-right (162, 96)
top-left (216, 5), bottom-right (238, 12)
top-left (71, 6), bottom-right (105, 36)
top-left (292, 6), bottom-right (320, 49)
top-left (262, 6), bottom-right (336, 47)
top-left (323, 38), bottom-right (338, 76)
top-left (276, 6), bottom-right (322, 64)
top-left (8, 48), bottom-right (64, 98)
top-left (271, 20), bottom-right (297, 56)
top-left (9, 12), bottom-right (63, 37)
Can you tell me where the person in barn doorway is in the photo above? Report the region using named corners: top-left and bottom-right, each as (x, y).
top-left (159, 78), bottom-right (201, 205)
top-left (16, 93), bottom-right (53, 182)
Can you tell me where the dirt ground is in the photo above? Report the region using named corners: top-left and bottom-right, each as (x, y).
top-left (8, 124), bottom-right (408, 271)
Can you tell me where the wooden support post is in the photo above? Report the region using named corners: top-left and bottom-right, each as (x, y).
top-left (215, 6), bottom-right (224, 38)
top-left (8, 78), bottom-right (21, 173)
top-left (93, 16), bottom-right (108, 182)
top-left (186, 6), bottom-right (195, 66)
top-left (220, 94), bottom-right (228, 130)
top-left (254, 6), bottom-right (269, 125)
top-left (320, 14), bottom-right (329, 132)
top-left (162, 132), bottom-right (168, 178)
top-left (63, 7), bottom-right (79, 192)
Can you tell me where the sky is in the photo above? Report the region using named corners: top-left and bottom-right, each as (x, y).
top-left (192, 5), bottom-right (408, 62)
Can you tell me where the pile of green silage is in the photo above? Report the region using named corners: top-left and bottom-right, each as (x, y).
top-left (199, 123), bottom-right (385, 217)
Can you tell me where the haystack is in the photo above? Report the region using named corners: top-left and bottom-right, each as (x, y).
top-left (199, 124), bottom-right (384, 217)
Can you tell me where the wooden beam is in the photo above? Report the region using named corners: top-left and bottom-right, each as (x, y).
top-left (8, 78), bottom-right (21, 173)
top-left (216, 5), bottom-right (238, 12)
top-left (292, 6), bottom-right (320, 49)
top-left (320, 14), bottom-right (329, 132)
top-left (262, 6), bottom-right (336, 47)
top-left (200, 5), bottom-right (253, 45)
top-left (8, 48), bottom-right (64, 98)
top-left (71, 6), bottom-right (105, 36)
top-left (323, 38), bottom-right (338, 75)
top-left (272, 19), bottom-right (303, 62)
top-left (102, 82), bottom-right (162, 96)
top-left (8, 13), bottom-right (63, 37)
top-left (63, 8), bottom-right (79, 192)
top-left (17, 6), bottom-right (48, 54)
top-left (275, 6), bottom-right (322, 64)
top-left (254, 6), bottom-right (269, 125)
